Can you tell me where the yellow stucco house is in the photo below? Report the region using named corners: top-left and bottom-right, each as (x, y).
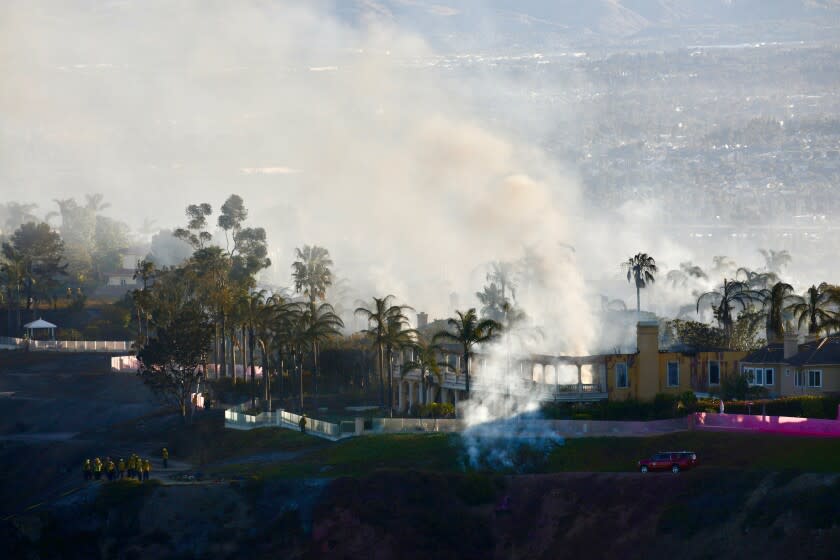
top-left (604, 321), bottom-right (748, 401)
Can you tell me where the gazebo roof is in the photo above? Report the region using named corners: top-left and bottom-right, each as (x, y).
top-left (23, 318), bottom-right (57, 329)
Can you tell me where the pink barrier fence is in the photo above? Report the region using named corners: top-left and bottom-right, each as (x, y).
top-left (694, 412), bottom-right (840, 437)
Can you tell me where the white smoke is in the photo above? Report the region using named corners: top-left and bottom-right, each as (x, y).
top-left (459, 337), bottom-right (566, 470)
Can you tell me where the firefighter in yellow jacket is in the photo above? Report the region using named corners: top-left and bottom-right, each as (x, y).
top-left (162, 447), bottom-right (169, 469)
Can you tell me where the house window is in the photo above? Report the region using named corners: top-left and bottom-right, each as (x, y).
top-left (808, 370), bottom-right (822, 388)
top-left (615, 362), bottom-right (628, 389)
top-left (708, 361), bottom-right (720, 385)
top-left (744, 367), bottom-right (754, 384)
top-left (754, 368), bottom-right (764, 386)
top-left (667, 362), bottom-right (679, 387)
top-left (765, 368), bottom-right (774, 386)
top-left (795, 371), bottom-right (805, 387)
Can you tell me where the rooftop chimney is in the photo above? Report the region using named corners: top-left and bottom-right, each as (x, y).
top-left (783, 332), bottom-right (799, 360)
top-left (637, 321), bottom-right (660, 400)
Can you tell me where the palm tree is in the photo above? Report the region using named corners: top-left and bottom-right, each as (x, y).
top-left (132, 259), bottom-right (157, 343)
top-left (84, 193), bottom-right (110, 212)
top-left (355, 296), bottom-right (413, 408)
top-left (0, 202), bottom-right (39, 233)
top-left (432, 308), bottom-right (501, 398)
top-left (0, 247), bottom-right (25, 333)
top-left (599, 296), bottom-right (627, 312)
top-left (755, 281), bottom-right (796, 343)
top-left (403, 339), bottom-right (443, 408)
top-left (736, 267), bottom-right (779, 290)
top-left (292, 245), bottom-right (333, 306)
top-left (759, 249), bottom-right (792, 274)
top-left (384, 314), bottom-right (417, 414)
top-left (268, 298), bottom-right (305, 403)
top-left (241, 289), bottom-right (270, 408)
top-left (300, 302), bottom-right (344, 399)
top-left (696, 279), bottom-right (760, 348)
top-left (711, 255), bottom-right (736, 276)
top-left (622, 253), bottom-right (658, 314)
top-left (486, 261), bottom-right (516, 303)
top-left (787, 283), bottom-right (839, 336)
top-left (476, 282), bottom-right (507, 321)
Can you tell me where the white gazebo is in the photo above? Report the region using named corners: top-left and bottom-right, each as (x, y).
top-left (23, 318), bottom-right (57, 340)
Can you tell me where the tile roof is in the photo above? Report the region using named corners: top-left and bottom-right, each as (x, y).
top-left (742, 336), bottom-right (840, 367)
top-left (786, 337), bottom-right (840, 367)
top-left (742, 344), bottom-right (786, 364)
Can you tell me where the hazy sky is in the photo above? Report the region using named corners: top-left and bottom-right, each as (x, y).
top-left (2, 1), bottom-right (832, 353)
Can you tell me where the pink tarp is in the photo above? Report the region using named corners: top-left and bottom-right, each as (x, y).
top-left (694, 412), bottom-right (840, 437)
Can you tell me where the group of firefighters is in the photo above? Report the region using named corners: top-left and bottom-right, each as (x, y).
top-left (82, 448), bottom-right (169, 482)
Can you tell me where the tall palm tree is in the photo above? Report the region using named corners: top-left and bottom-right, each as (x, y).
top-left (84, 193), bottom-right (110, 212)
top-left (711, 255), bottom-right (736, 277)
top-left (384, 314), bottom-right (417, 414)
top-left (269, 298), bottom-right (305, 403)
top-left (696, 279), bottom-right (760, 348)
top-left (756, 281), bottom-right (796, 343)
top-left (787, 283), bottom-right (839, 336)
top-left (623, 253), bottom-right (658, 314)
top-left (0, 202), bottom-right (39, 233)
top-left (301, 302), bottom-right (344, 399)
top-left (292, 245), bottom-right (333, 306)
top-left (736, 267), bottom-right (779, 290)
top-left (241, 289), bottom-right (271, 408)
top-left (355, 296), bottom-right (413, 408)
top-left (403, 339), bottom-right (443, 408)
top-left (476, 282), bottom-right (507, 321)
top-left (486, 261), bottom-right (516, 303)
top-left (432, 308), bottom-right (501, 398)
top-left (759, 249), bottom-right (792, 274)
top-left (0, 247), bottom-right (25, 333)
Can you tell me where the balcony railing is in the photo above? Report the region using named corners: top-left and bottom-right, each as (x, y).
top-left (0, 336), bottom-right (132, 353)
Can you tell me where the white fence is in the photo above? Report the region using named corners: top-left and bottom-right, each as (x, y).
top-left (278, 410), bottom-right (343, 440)
top-left (111, 355), bottom-right (140, 372)
top-left (372, 418), bottom-right (463, 433)
top-left (206, 364), bottom-right (264, 377)
top-left (223, 404), bottom-right (348, 441)
top-left (0, 336), bottom-right (131, 353)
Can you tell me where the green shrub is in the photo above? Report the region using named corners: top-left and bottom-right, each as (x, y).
top-left (419, 402), bottom-right (455, 418)
top-left (653, 393), bottom-right (679, 419)
top-left (801, 397), bottom-right (824, 419)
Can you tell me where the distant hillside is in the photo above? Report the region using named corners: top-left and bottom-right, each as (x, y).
top-left (330, 0), bottom-right (840, 45)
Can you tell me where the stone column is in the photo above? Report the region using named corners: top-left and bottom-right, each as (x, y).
top-left (599, 362), bottom-right (607, 392)
top-left (398, 381), bottom-right (406, 412)
top-left (408, 381), bottom-right (415, 410)
top-left (440, 387), bottom-right (449, 404)
top-left (577, 363), bottom-right (583, 394)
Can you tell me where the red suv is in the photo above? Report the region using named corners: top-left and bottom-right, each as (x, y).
top-left (638, 451), bottom-right (698, 473)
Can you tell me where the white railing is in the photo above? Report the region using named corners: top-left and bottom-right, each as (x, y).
top-left (224, 404), bottom-right (276, 430)
top-left (371, 418), bottom-right (463, 433)
top-left (278, 410), bottom-right (343, 440)
top-left (0, 336), bottom-right (132, 352)
top-left (222, 404), bottom-right (348, 440)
